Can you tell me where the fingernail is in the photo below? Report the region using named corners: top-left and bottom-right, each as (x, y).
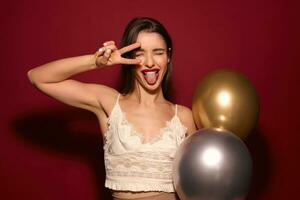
top-left (98, 48), bottom-right (103, 52)
top-left (103, 42), bottom-right (107, 46)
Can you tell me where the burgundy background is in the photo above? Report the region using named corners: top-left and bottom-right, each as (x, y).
top-left (1, 0), bottom-right (299, 199)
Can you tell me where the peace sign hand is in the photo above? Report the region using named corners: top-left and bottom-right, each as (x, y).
top-left (95, 41), bottom-right (141, 67)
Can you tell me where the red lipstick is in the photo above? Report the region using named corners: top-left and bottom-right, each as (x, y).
top-left (141, 68), bottom-right (159, 73)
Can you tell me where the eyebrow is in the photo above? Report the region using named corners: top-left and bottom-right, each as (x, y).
top-left (153, 48), bottom-right (166, 52)
top-left (135, 48), bottom-right (166, 52)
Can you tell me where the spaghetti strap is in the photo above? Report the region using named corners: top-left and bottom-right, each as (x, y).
top-left (112, 93), bottom-right (121, 109)
top-left (116, 93), bottom-right (121, 103)
top-left (108, 93), bottom-right (121, 119)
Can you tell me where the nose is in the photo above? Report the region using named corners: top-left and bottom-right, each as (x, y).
top-left (144, 54), bottom-right (155, 68)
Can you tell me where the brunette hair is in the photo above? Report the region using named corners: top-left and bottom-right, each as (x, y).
top-left (120, 17), bottom-right (173, 99)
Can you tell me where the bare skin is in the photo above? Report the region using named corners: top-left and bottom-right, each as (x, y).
top-left (28, 32), bottom-right (196, 199)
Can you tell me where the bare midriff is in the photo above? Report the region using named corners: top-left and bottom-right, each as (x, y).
top-left (111, 191), bottom-right (178, 200)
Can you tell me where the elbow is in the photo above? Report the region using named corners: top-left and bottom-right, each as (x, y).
top-left (27, 69), bottom-right (36, 85)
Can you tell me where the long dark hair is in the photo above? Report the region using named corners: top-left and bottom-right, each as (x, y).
top-left (120, 17), bottom-right (173, 99)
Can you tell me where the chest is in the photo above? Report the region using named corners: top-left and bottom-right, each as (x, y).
top-left (122, 106), bottom-right (175, 142)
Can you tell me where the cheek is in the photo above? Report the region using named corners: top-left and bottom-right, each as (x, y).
top-left (136, 56), bottom-right (145, 64)
top-left (155, 56), bottom-right (168, 66)
top-left (134, 65), bottom-right (143, 78)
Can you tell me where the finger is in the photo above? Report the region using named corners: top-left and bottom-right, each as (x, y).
top-left (96, 48), bottom-right (105, 56)
top-left (104, 44), bottom-right (117, 51)
top-left (98, 44), bottom-right (117, 53)
top-left (119, 43), bottom-right (141, 55)
top-left (99, 49), bottom-right (112, 64)
top-left (103, 41), bottom-right (115, 46)
top-left (104, 49), bottom-right (112, 58)
top-left (120, 57), bottom-right (141, 65)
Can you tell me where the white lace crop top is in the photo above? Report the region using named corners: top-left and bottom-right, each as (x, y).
top-left (103, 94), bottom-right (187, 192)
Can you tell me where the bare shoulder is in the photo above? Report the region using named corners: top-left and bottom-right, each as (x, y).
top-left (176, 105), bottom-right (194, 125)
top-left (177, 105), bottom-right (192, 116)
top-left (177, 105), bottom-right (197, 135)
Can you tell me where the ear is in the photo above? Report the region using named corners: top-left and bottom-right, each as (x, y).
top-left (167, 48), bottom-right (171, 63)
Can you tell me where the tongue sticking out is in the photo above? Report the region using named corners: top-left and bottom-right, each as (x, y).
top-left (144, 71), bottom-right (158, 85)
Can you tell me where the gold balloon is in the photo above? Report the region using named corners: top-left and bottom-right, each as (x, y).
top-left (192, 69), bottom-right (259, 139)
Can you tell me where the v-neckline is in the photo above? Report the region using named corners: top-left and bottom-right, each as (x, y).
top-left (116, 102), bottom-right (178, 144)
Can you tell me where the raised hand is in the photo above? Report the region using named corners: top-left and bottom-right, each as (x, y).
top-left (95, 41), bottom-right (141, 67)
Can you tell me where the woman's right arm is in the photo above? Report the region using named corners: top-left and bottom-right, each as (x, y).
top-left (27, 41), bottom-right (141, 115)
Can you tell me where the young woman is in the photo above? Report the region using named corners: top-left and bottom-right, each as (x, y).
top-left (28, 17), bottom-right (196, 200)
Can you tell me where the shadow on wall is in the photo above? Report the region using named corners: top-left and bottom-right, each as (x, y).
top-left (245, 127), bottom-right (273, 200)
top-left (11, 107), bottom-right (113, 200)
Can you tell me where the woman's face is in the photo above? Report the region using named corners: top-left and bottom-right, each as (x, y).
top-left (134, 31), bottom-right (169, 92)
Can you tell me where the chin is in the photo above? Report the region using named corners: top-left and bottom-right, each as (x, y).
top-left (142, 79), bottom-right (163, 92)
top-left (144, 83), bottom-right (162, 92)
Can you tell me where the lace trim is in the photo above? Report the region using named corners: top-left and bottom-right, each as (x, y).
top-left (104, 96), bottom-right (187, 144)
top-left (104, 102), bottom-right (187, 149)
top-left (120, 108), bottom-right (179, 145)
top-left (105, 179), bottom-right (175, 192)
top-left (107, 170), bottom-right (172, 179)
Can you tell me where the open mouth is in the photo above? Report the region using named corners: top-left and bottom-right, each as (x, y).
top-left (141, 68), bottom-right (160, 85)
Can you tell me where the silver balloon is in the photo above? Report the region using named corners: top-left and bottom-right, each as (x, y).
top-left (173, 128), bottom-right (252, 200)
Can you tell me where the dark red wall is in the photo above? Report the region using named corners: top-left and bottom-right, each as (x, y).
top-left (1, 0), bottom-right (299, 199)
